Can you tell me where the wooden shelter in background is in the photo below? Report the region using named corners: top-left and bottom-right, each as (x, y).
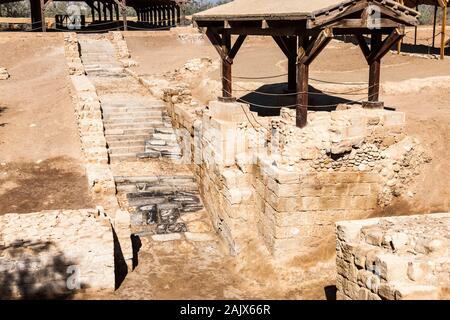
top-left (402, 0), bottom-right (448, 59)
top-left (0, 0), bottom-right (188, 31)
top-left (193, 0), bottom-right (420, 127)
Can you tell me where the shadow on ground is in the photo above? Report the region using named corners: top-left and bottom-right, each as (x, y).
top-left (0, 157), bottom-right (93, 214)
top-left (239, 82), bottom-right (357, 117)
top-left (0, 240), bottom-right (81, 299)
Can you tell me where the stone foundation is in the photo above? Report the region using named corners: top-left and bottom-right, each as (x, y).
top-left (164, 91), bottom-right (427, 259)
top-left (0, 209), bottom-right (118, 298)
top-left (336, 213), bottom-right (449, 300)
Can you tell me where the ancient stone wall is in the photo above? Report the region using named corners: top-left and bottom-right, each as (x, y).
top-left (63, 33), bottom-right (117, 210)
top-left (122, 52), bottom-right (428, 260)
top-left (336, 213), bottom-right (449, 300)
top-left (163, 95), bottom-right (428, 259)
top-left (63, 33), bottom-right (133, 270)
top-left (0, 209), bottom-right (116, 298)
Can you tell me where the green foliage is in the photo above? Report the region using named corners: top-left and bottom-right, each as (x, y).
top-left (418, 5), bottom-right (449, 25)
top-left (0, 1), bottom-right (30, 17)
top-left (184, 0), bottom-right (232, 16)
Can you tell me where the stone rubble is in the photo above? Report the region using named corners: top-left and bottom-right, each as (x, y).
top-left (0, 67), bottom-right (10, 80)
top-left (336, 213), bottom-right (449, 300)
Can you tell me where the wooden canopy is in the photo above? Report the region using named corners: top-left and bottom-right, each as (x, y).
top-left (0, 0), bottom-right (186, 31)
top-left (193, 0), bottom-right (419, 127)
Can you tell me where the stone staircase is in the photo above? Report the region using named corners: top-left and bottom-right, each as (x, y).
top-left (76, 34), bottom-right (213, 242)
top-left (78, 35), bottom-right (182, 163)
top-left (115, 176), bottom-right (205, 236)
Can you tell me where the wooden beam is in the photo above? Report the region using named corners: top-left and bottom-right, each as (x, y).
top-left (228, 35), bottom-right (246, 60)
top-left (298, 28), bottom-right (333, 65)
top-left (368, 28), bottom-right (404, 63)
top-left (441, 4), bottom-right (447, 60)
top-left (272, 36), bottom-right (294, 58)
top-left (355, 34), bottom-right (370, 62)
top-left (205, 28), bottom-right (226, 59)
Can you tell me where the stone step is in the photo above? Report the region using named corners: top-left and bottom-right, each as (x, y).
top-left (109, 153), bottom-right (138, 162)
top-left (150, 132), bottom-right (177, 142)
top-left (104, 122), bottom-right (163, 130)
top-left (102, 106), bottom-right (165, 113)
top-left (103, 116), bottom-right (163, 124)
top-left (102, 101), bottom-right (166, 107)
top-left (105, 134), bottom-right (152, 142)
top-left (108, 145), bottom-right (144, 155)
top-left (105, 128), bottom-right (156, 136)
top-left (107, 140), bottom-right (146, 148)
top-left (115, 175), bottom-right (196, 185)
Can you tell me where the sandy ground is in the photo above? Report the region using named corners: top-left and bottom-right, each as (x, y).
top-left (0, 34), bottom-right (92, 214)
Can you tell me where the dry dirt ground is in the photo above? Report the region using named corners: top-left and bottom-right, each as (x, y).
top-left (0, 34), bottom-right (92, 214)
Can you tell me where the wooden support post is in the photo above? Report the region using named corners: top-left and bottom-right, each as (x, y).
top-left (176, 5), bottom-right (181, 25)
top-left (122, 0), bottom-right (127, 31)
top-left (102, 1), bottom-right (107, 21)
top-left (432, 4), bottom-right (438, 48)
top-left (441, 4), bottom-right (448, 60)
top-left (368, 33), bottom-right (382, 102)
top-left (295, 29), bottom-right (333, 127)
top-left (397, 0), bottom-right (404, 54)
top-left (272, 36), bottom-right (298, 92)
top-left (30, 0), bottom-right (42, 31)
top-left (109, 3), bottom-right (113, 21)
top-left (162, 5), bottom-right (166, 26)
top-left (296, 36), bottom-right (309, 128)
top-left (414, 5), bottom-right (418, 45)
top-left (115, 3), bottom-right (119, 21)
top-left (287, 38), bottom-right (299, 91)
top-left (157, 6), bottom-right (162, 26)
top-left (149, 7), bottom-right (153, 25)
top-left (171, 5), bottom-right (176, 26)
top-left (91, 3), bottom-right (96, 23)
top-left (40, 0), bottom-right (46, 32)
top-left (222, 33), bottom-right (232, 100)
top-left (296, 62), bottom-right (309, 128)
top-left (205, 30), bottom-right (246, 101)
top-left (98, 1), bottom-right (102, 21)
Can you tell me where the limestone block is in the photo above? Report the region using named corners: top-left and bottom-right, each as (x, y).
top-left (393, 282), bottom-right (439, 300)
top-left (383, 111), bottom-right (406, 127)
top-left (208, 101), bottom-right (250, 122)
top-left (71, 75), bottom-right (96, 92)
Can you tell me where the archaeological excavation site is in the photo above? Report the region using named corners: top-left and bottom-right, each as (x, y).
top-left (0, 0), bottom-right (449, 303)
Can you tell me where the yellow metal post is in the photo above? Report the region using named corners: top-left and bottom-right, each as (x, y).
top-left (441, 3), bottom-right (448, 59)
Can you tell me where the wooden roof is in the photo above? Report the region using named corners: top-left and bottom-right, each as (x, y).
top-left (193, 0), bottom-right (420, 22)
